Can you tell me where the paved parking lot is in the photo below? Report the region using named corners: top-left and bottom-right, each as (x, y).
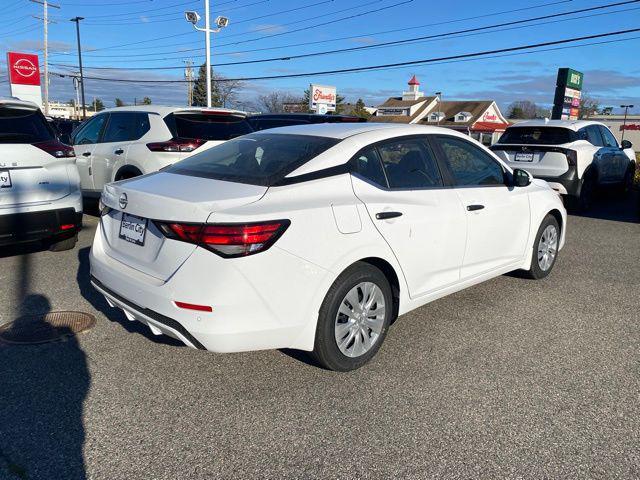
top-left (1, 194), bottom-right (639, 480)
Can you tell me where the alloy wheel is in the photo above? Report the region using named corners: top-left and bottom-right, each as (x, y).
top-left (537, 224), bottom-right (558, 271)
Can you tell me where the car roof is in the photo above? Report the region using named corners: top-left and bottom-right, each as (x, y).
top-left (509, 119), bottom-right (606, 131)
top-left (0, 97), bottom-right (40, 110)
top-left (249, 113), bottom-right (361, 119)
top-left (99, 105), bottom-right (248, 117)
top-left (256, 122), bottom-right (460, 139)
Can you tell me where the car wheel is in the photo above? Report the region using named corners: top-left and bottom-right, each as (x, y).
top-left (312, 262), bottom-right (393, 371)
top-left (617, 164), bottom-right (635, 197)
top-left (568, 173), bottom-right (595, 212)
top-left (524, 214), bottom-right (560, 280)
top-left (48, 234), bottom-right (78, 252)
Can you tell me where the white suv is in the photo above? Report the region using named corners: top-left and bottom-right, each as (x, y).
top-left (70, 106), bottom-right (252, 197)
top-left (491, 120), bottom-right (636, 210)
top-left (0, 98), bottom-right (82, 251)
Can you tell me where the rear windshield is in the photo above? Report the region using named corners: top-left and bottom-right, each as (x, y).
top-left (497, 127), bottom-right (577, 145)
top-left (165, 113), bottom-right (253, 141)
top-left (0, 106), bottom-right (54, 144)
top-left (166, 133), bottom-right (340, 186)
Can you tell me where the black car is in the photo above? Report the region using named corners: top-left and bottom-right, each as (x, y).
top-left (247, 113), bottom-right (366, 132)
top-left (48, 118), bottom-right (82, 145)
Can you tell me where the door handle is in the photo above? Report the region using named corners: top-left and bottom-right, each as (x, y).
top-left (114, 149), bottom-right (124, 155)
top-left (376, 211), bottom-right (403, 220)
top-left (467, 204), bottom-right (485, 211)
top-left (82, 152), bottom-right (91, 157)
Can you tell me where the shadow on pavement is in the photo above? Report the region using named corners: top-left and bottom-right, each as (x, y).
top-left (569, 189), bottom-right (640, 223)
top-left (0, 250), bottom-right (89, 479)
top-left (76, 246), bottom-right (183, 347)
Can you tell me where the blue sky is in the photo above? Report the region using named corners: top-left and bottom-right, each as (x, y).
top-left (0, 0), bottom-right (639, 112)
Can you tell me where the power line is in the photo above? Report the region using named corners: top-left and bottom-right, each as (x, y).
top-left (48, 0), bottom-right (573, 59)
top-left (49, 28), bottom-right (640, 83)
top-left (50, 2), bottom-right (640, 70)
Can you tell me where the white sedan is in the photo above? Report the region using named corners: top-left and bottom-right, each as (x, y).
top-left (90, 123), bottom-right (566, 371)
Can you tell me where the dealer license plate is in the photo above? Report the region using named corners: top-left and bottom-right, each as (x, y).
top-left (514, 152), bottom-right (534, 162)
top-left (119, 213), bottom-right (148, 246)
top-left (0, 170), bottom-right (12, 188)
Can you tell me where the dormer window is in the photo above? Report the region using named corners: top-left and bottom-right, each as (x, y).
top-left (428, 112), bottom-right (445, 122)
top-left (455, 112), bottom-right (472, 122)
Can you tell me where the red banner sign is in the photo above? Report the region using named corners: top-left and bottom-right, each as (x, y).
top-left (7, 52), bottom-right (41, 86)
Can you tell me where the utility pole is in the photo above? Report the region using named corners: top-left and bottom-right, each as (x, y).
top-left (620, 104), bottom-right (634, 141)
top-left (435, 91), bottom-right (443, 125)
top-left (31, 0), bottom-right (60, 115)
top-left (70, 17), bottom-right (86, 119)
top-left (184, 59), bottom-right (194, 106)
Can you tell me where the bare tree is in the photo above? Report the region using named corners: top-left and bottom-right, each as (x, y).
top-left (214, 74), bottom-right (242, 108)
top-left (579, 93), bottom-right (600, 119)
top-left (256, 91), bottom-right (302, 113)
top-left (507, 100), bottom-right (538, 119)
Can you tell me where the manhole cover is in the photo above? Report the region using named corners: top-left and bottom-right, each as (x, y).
top-left (0, 311), bottom-right (96, 345)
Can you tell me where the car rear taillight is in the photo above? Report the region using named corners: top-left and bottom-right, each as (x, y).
top-left (33, 140), bottom-right (76, 158)
top-left (156, 220), bottom-right (290, 258)
top-left (565, 149), bottom-right (577, 167)
top-left (146, 138), bottom-right (205, 153)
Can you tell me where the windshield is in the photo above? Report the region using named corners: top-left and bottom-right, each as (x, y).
top-left (497, 127), bottom-right (577, 145)
top-left (165, 113), bottom-right (253, 141)
top-left (166, 133), bottom-right (340, 186)
top-left (0, 106), bottom-right (54, 144)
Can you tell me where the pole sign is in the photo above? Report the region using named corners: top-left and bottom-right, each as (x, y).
top-left (551, 68), bottom-right (583, 121)
top-left (6, 52), bottom-right (43, 108)
top-left (309, 84), bottom-right (336, 113)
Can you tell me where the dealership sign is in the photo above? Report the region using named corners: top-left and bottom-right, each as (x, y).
top-left (309, 84), bottom-right (336, 113)
top-left (6, 52), bottom-right (42, 107)
top-left (551, 68), bottom-right (583, 121)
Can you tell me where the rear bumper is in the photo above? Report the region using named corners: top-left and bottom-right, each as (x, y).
top-left (535, 166), bottom-right (581, 197)
top-left (89, 219), bottom-right (332, 353)
top-left (0, 207), bottom-right (82, 246)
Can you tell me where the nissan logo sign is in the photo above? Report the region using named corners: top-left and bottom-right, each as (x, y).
top-left (13, 58), bottom-right (37, 78)
top-left (119, 193), bottom-right (128, 210)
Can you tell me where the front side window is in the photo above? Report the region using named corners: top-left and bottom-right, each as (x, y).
top-left (376, 139), bottom-right (442, 189)
top-left (0, 106), bottom-right (54, 144)
top-left (166, 133), bottom-right (339, 186)
top-left (74, 114), bottom-right (107, 145)
top-left (436, 136), bottom-right (505, 186)
top-left (598, 126), bottom-right (618, 148)
top-left (103, 113), bottom-right (149, 143)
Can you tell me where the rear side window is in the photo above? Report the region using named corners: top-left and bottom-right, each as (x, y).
top-left (579, 126), bottom-right (604, 146)
top-left (166, 133), bottom-right (339, 186)
top-left (0, 106), bottom-right (54, 144)
top-left (435, 136), bottom-right (505, 186)
top-left (103, 112), bottom-right (150, 143)
top-left (377, 139), bottom-right (442, 189)
top-left (498, 127), bottom-right (577, 145)
top-left (166, 113), bottom-right (253, 141)
top-left (352, 147), bottom-right (387, 188)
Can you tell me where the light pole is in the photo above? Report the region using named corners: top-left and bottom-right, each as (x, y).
top-left (620, 104), bottom-right (634, 141)
top-left (185, 4), bottom-right (229, 108)
top-left (70, 17), bottom-right (86, 120)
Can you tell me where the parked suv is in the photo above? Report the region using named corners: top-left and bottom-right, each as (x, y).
top-left (0, 98), bottom-right (82, 251)
top-left (491, 120), bottom-right (636, 210)
top-left (248, 113), bottom-right (366, 131)
top-left (70, 106), bottom-right (252, 197)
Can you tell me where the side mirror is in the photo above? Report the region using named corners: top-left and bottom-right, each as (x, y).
top-left (621, 139), bottom-right (632, 149)
top-left (512, 168), bottom-right (531, 187)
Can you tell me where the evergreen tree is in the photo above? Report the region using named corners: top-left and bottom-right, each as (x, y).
top-left (192, 64), bottom-right (222, 107)
top-left (93, 98), bottom-right (105, 111)
top-left (114, 98), bottom-right (125, 107)
top-left (141, 97), bottom-right (152, 105)
top-left (352, 98), bottom-right (371, 118)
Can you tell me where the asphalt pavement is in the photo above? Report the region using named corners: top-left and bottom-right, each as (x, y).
top-left (0, 192), bottom-right (639, 480)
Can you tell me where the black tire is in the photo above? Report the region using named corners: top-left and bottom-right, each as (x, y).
top-left (567, 173), bottom-right (595, 213)
top-left (312, 262), bottom-right (393, 372)
top-left (48, 234), bottom-right (78, 252)
top-left (114, 167), bottom-right (142, 182)
top-left (616, 163), bottom-right (635, 197)
top-left (523, 214), bottom-right (560, 280)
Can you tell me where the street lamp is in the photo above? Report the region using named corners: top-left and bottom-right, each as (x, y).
top-left (620, 104), bottom-right (634, 141)
top-left (185, 2), bottom-right (229, 107)
top-left (70, 16), bottom-right (86, 120)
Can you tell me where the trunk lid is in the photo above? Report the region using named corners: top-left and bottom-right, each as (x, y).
top-left (100, 172), bottom-right (267, 280)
